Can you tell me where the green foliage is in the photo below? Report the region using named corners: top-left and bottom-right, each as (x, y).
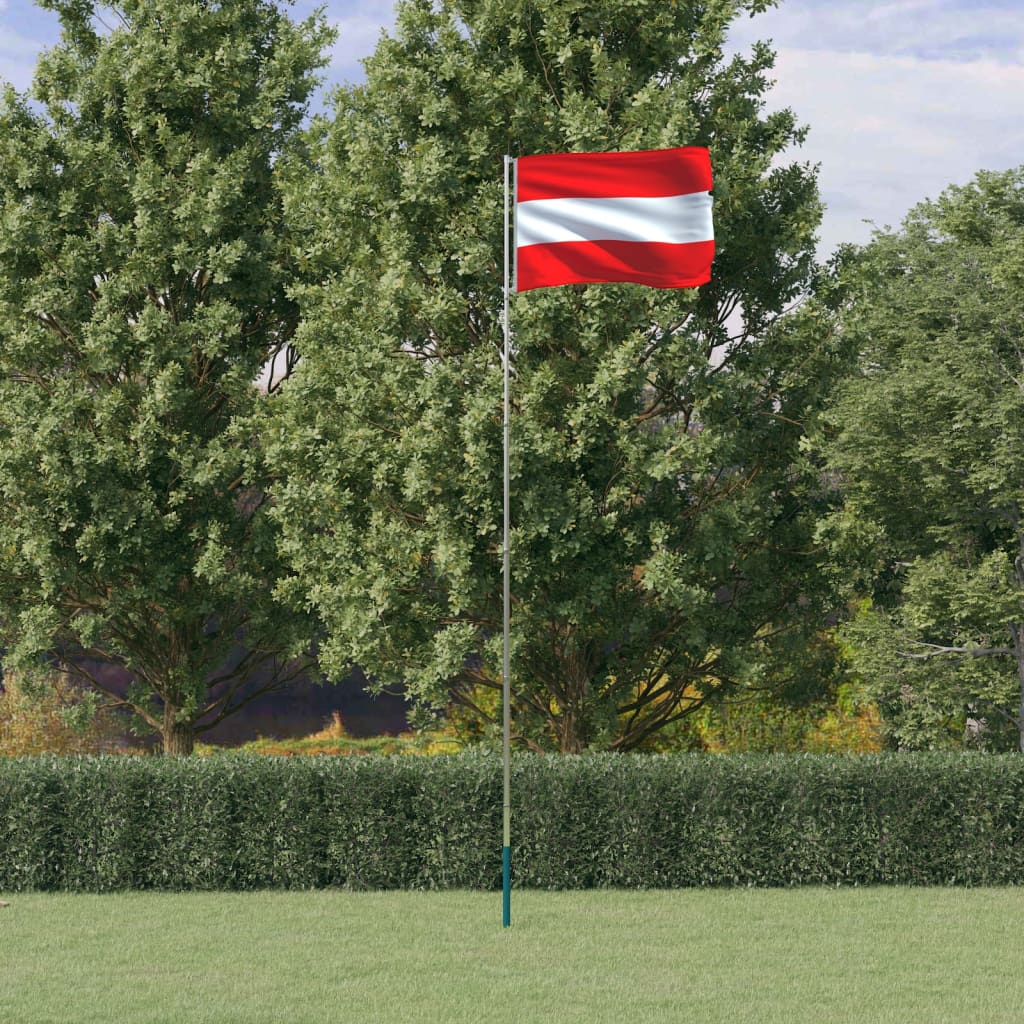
top-left (268, 0), bottom-right (844, 753)
top-left (820, 166), bottom-right (1024, 750)
top-left (197, 710), bottom-right (464, 756)
top-left (646, 683), bottom-right (883, 754)
top-left (4, 752), bottom-right (1024, 891)
top-left (0, 1), bottom-right (333, 753)
top-left (0, 668), bottom-right (122, 755)
top-left (623, 631), bottom-right (884, 754)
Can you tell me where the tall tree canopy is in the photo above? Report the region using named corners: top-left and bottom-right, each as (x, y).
top-left (269, 0), bottom-right (845, 752)
top-left (821, 166), bottom-right (1024, 751)
top-left (0, 0), bottom-right (332, 753)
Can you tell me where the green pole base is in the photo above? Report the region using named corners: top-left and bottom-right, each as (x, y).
top-left (502, 846), bottom-right (511, 928)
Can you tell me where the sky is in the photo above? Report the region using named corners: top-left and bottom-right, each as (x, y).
top-left (1, 0), bottom-right (1022, 258)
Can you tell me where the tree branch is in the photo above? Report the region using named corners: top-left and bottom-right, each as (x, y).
top-left (900, 640), bottom-right (1015, 660)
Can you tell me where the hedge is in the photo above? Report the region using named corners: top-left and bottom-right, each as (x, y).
top-left (2, 752), bottom-right (1024, 891)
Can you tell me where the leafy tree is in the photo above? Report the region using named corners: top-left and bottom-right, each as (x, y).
top-left (820, 167), bottom-right (1024, 751)
top-left (0, 0), bottom-right (332, 754)
top-left (269, 0), bottom-right (844, 752)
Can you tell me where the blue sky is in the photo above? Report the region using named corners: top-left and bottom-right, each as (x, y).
top-left (2, 0), bottom-right (1022, 257)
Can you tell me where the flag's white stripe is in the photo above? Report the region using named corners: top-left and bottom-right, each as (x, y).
top-left (516, 191), bottom-right (713, 248)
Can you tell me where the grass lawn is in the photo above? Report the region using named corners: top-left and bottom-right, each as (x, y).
top-left (1, 887), bottom-right (1021, 1023)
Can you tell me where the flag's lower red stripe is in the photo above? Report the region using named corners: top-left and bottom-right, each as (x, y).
top-left (516, 239), bottom-right (714, 291)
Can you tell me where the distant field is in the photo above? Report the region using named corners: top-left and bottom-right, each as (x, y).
top-left (1, 888), bottom-right (1021, 1023)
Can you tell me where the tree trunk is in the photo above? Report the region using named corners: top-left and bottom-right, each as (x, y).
top-left (162, 712), bottom-right (195, 756)
top-left (1014, 532), bottom-right (1024, 752)
top-left (1014, 625), bottom-right (1024, 754)
top-left (964, 704), bottom-right (987, 748)
top-left (558, 713), bottom-right (585, 754)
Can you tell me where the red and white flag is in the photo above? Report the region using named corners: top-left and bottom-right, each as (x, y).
top-left (514, 146), bottom-right (714, 292)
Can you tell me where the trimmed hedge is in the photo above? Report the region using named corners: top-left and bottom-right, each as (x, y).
top-left (2, 752), bottom-right (1024, 891)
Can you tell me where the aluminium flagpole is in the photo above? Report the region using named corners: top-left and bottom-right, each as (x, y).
top-left (501, 153), bottom-right (513, 929)
top-left (493, 147), bottom-right (710, 928)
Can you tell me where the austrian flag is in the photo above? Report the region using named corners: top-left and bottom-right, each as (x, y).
top-left (514, 146), bottom-right (714, 292)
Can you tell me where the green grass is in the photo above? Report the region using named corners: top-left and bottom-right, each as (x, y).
top-left (1, 888), bottom-right (1022, 1023)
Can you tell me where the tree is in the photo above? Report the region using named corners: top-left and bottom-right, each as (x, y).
top-left (0, 0), bottom-right (332, 754)
top-left (269, 0), bottom-right (844, 752)
top-left (820, 167), bottom-right (1024, 751)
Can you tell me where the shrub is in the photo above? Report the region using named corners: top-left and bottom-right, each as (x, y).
top-left (1, 752), bottom-right (1023, 892)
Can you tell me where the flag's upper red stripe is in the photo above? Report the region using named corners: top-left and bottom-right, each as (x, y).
top-left (516, 147), bottom-right (712, 202)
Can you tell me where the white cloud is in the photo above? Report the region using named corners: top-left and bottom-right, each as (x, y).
top-left (757, 47), bottom-right (1024, 255)
top-left (331, 14), bottom-right (389, 60)
top-left (730, 0), bottom-right (1024, 63)
top-left (724, 1), bottom-right (1024, 257)
top-left (0, 0), bottom-right (63, 92)
top-left (277, 0), bottom-right (397, 107)
top-left (0, 29), bottom-right (45, 92)
top-left (326, 1), bottom-right (396, 83)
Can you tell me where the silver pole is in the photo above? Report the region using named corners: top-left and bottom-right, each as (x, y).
top-left (502, 154), bottom-right (513, 929)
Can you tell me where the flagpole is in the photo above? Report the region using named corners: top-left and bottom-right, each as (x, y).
top-left (502, 153), bottom-right (513, 929)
